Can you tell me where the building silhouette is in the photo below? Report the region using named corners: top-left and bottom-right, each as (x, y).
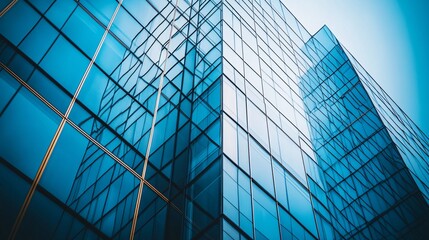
top-left (0, 0), bottom-right (428, 239)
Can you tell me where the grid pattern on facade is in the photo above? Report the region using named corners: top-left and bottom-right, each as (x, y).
top-left (343, 42), bottom-right (429, 205)
top-left (1, 0), bottom-right (429, 239)
top-left (301, 26), bottom-right (429, 238)
top-left (0, 0), bottom-right (223, 239)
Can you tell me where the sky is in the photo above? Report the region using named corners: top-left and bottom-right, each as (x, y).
top-left (282, 0), bottom-right (429, 135)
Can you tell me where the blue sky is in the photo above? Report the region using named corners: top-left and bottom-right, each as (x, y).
top-left (283, 0), bottom-right (429, 135)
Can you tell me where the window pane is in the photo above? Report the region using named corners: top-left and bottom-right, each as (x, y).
top-left (23, 123), bottom-right (140, 239)
top-left (253, 184), bottom-right (280, 240)
top-left (287, 175), bottom-right (317, 234)
top-left (20, 19), bottom-right (58, 63)
top-left (0, 1), bottom-right (39, 45)
top-left (40, 36), bottom-right (90, 94)
top-left (223, 115), bottom-right (238, 164)
top-left (250, 138), bottom-right (274, 195)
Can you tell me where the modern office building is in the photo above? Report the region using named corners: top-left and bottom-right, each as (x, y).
top-left (0, 0), bottom-right (428, 239)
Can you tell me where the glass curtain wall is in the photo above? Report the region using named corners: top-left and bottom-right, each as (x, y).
top-left (1, 0), bottom-right (429, 239)
top-left (0, 0), bottom-right (222, 239)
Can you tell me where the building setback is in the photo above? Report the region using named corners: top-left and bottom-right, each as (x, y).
top-left (0, 0), bottom-right (428, 239)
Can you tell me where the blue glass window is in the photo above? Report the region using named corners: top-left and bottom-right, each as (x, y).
top-left (223, 158), bottom-right (253, 236)
top-left (223, 115), bottom-right (238, 164)
top-left (273, 161), bottom-right (289, 210)
top-left (0, 87), bottom-right (60, 179)
top-left (253, 184), bottom-right (280, 240)
top-left (95, 33), bottom-right (126, 75)
top-left (73, 65), bottom-right (108, 114)
top-left (268, 120), bottom-right (307, 183)
top-left (0, 69), bottom-right (20, 112)
top-left (247, 101), bottom-right (269, 148)
top-left (249, 137), bottom-right (274, 195)
top-left (62, 7), bottom-right (105, 56)
top-left (0, 1), bottom-right (39, 45)
top-left (287, 175), bottom-right (317, 234)
top-left (79, 0), bottom-right (117, 26)
top-left (45, 0), bottom-right (76, 28)
top-left (40, 36), bottom-right (90, 94)
top-left (19, 19), bottom-right (58, 63)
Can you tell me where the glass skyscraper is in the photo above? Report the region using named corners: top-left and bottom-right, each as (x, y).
top-left (0, 0), bottom-right (428, 239)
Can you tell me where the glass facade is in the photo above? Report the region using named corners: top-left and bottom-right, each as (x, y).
top-left (0, 0), bottom-right (428, 239)
top-left (301, 26), bottom-right (429, 238)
